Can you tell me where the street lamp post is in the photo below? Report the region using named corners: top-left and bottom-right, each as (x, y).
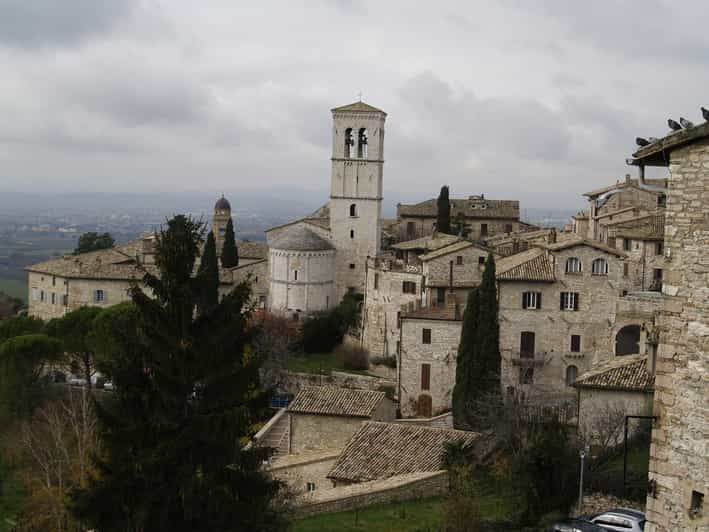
top-left (578, 445), bottom-right (589, 514)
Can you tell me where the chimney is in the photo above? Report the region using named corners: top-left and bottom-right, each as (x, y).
top-left (625, 173), bottom-right (632, 184)
top-left (548, 228), bottom-right (557, 244)
top-left (512, 238), bottom-right (520, 254)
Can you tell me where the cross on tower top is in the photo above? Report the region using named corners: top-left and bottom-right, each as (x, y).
top-left (358, 92), bottom-right (363, 102)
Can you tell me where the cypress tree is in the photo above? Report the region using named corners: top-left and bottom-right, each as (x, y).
top-left (437, 185), bottom-right (452, 234)
top-left (198, 231), bottom-right (219, 315)
top-left (451, 253), bottom-right (500, 429)
top-left (72, 215), bottom-right (285, 531)
top-left (452, 288), bottom-right (480, 429)
top-left (477, 253), bottom-right (500, 398)
top-left (221, 218), bottom-right (239, 268)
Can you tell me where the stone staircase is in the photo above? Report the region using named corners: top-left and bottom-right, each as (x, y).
top-left (255, 408), bottom-right (290, 459)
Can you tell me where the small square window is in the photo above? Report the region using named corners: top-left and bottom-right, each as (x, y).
top-left (478, 256), bottom-right (485, 265)
top-left (349, 263), bottom-right (356, 270)
top-left (456, 256), bottom-right (463, 265)
top-left (623, 238), bottom-right (632, 251)
top-left (422, 328), bottom-right (431, 344)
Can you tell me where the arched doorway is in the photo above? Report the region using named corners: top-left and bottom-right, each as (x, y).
top-left (615, 325), bottom-right (641, 355)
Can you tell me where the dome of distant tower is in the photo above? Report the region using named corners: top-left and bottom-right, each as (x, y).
top-left (214, 196), bottom-right (231, 211)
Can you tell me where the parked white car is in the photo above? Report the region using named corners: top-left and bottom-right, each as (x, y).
top-left (103, 381), bottom-right (114, 391)
top-left (67, 376), bottom-right (87, 387)
top-left (590, 508), bottom-right (646, 531)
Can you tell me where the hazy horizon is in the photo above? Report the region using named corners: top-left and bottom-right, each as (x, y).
top-left (3, 0), bottom-right (702, 209)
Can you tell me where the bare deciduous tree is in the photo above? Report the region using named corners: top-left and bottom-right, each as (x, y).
top-left (6, 388), bottom-right (99, 531)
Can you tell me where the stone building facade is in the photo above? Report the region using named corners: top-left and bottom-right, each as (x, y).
top-left (394, 195), bottom-right (520, 241)
top-left (398, 306), bottom-right (462, 417)
top-left (496, 239), bottom-right (657, 401)
top-left (286, 386), bottom-right (396, 454)
top-left (629, 121), bottom-right (709, 531)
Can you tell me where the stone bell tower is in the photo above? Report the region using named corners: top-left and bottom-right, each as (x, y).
top-left (213, 195), bottom-right (232, 254)
top-left (329, 101), bottom-right (386, 300)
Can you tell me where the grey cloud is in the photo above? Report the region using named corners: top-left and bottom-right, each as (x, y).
top-left (0, 0), bottom-right (137, 49)
top-left (505, 0), bottom-right (709, 64)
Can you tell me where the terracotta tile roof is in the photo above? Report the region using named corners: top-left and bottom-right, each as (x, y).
top-left (25, 246), bottom-right (153, 280)
top-left (287, 386), bottom-right (386, 418)
top-left (397, 198), bottom-right (519, 220)
top-left (327, 422), bottom-right (479, 483)
top-left (631, 120), bottom-right (709, 166)
top-left (541, 236), bottom-right (626, 257)
top-left (583, 178), bottom-right (668, 198)
top-left (238, 240), bottom-right (269, 259)
top-left (419, 240), bottom-right (491, 262)
top-left (574, 355), bottom-right (654, 392)
top-left (496, 248), bottom-right (555, 282)
top-left (390, 233), bottom-right (460, 251)
top-left (331, 101), bottom-right (387, 114)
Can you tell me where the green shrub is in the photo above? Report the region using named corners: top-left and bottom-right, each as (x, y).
top-left (335, 344), bottom-right (369, 371)
top-left (370, 355), bottom-right (397, 368)
top-left (301, 293), bottom-right (363, 354)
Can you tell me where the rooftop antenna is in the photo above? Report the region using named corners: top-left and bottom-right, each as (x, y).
top-left (358, 91), bottom-right (363, 102)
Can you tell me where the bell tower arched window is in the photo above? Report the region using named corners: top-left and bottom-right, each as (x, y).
top-left (358, 128), bottom-right (368, 158)
top-left (344, 128), bottom-right (354, 158)
top-left (349, 203), bottom-right (357, 217)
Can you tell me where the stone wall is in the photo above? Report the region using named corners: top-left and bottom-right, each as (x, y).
top-left (269, 450), bottom-right (340, 495)
top-left (422, 244), bottom-right (488, 306)
top-left (578, 388), bottom-right (654, 444)
top-left (399, 317), bottom-right (461, 417)
top-left (361, 260), bottom-right (423, 358)
top-left (271, 370), bottom-right (395, 397)
top-left (290, 470), bottom-right (449, 519)
top-left (28, 272), bottom-right (135, 320)
top-left (230, 259), bottom-right (269, 309)
top-left (289, 414), bottom-right (367, 454)
top-left (645, 138), bottom-right (709, 532)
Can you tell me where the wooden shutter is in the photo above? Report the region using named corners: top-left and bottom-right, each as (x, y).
top-left (573, 293), bottom-right (579, 311)
top-left (570, 335), bottom-right (581, 352)
top-left (421, 364), bottom-right (431, 390)
top-left (560, 292), bottom-right (565, 310)
top-left (537, 292), bottom-right (542, 309)
top-left (522, 293), bottom-right (528, 309)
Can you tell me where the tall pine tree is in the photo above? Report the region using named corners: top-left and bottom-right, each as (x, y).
top-left (198, 231), bottom-right (219, 315)
top-left (72, 215), bottom-right (285, 531)
top-left (451, 253), bottom-right (500, 430)
top-left (437, 185), bottom-right (452, 234)
top-left (221, 218), bottom-right (239, 268)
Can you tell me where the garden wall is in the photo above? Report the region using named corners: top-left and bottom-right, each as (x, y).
top-left (291, 470), bottom-right (449, 519)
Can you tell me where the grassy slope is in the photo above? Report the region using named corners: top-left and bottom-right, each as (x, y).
top-left (293, 474), bottom-right (519, 532)
top-left (285, 352), bottom-right (370, 376)
top-left (292, 497), bottom-right (443, 532)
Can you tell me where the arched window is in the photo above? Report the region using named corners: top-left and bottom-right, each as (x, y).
top-left (357, 128), bottom-right (368, 158)
top-left (616, 325), bottom-right (641, 355)
top-left (565, 257), bottom-right (582, 274)
top-left (592, 258), bottom-right (609, 275)
top-left (566, 365), bottom-right (578, 386)
top-left (344, 128), bottom-right (353, 158)
top-left (349, 203), bottom-right (357, 217)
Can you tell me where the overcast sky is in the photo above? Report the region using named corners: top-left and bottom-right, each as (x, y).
top-left (1, 0), bottom-right (707, 209)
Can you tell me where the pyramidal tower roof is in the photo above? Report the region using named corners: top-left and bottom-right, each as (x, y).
top-left (331, 101), bottom-right (386, 115)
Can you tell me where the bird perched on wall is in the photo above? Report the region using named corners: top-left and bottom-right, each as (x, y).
top-left (636, 137), bottom-right (650, 147)
top-left (701, 107), bottom-right (709, 122)
top-left (679, 117), bottom-right (694, 129)
top-left (668, 119), bottom-right (682, 131)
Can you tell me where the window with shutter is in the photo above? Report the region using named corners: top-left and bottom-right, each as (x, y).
top-left (570, 335), bottom-right (581, 352)
top-left (560, 292), bottom-right (579, 311)
top-left (422, 328), bottom-right (431, 344)
top-left (421, 364), bottom-right (431, 390)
